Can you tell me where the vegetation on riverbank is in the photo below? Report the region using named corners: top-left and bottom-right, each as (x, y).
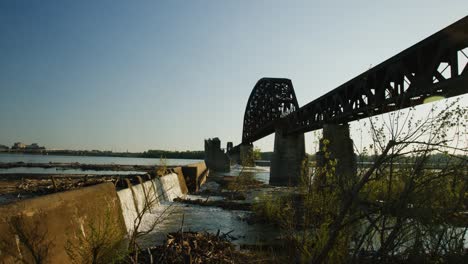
top-left (252, 101), bottom-right (467, 263)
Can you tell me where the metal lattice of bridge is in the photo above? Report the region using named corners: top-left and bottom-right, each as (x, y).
top-left (241, 16), bottom-right (468, 144)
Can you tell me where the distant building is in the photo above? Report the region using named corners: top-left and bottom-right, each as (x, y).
top-left (11, 142), bottom-right (46, 151)
top-left (26, 143), bottom-right (45, 150)
top-left (12, 142), bottom-right (26, 149)
top-left (0, 145), bottom-right (9, 152)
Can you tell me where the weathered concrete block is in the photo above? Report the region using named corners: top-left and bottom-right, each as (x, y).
top-left (204, 138), bottom-right (230, 172)
top-left (182, 161), bottom-right (209, 193)
top-left (171, 167), bottom-right (189, 194)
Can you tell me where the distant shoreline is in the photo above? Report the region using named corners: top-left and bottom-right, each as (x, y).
top-left (0, 150), bottom-right (205, 160)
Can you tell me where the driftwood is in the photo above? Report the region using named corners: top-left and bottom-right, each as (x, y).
top-left (137, 231), bottom-right (265, 264)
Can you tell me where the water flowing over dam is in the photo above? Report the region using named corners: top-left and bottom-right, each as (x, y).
top-left (117, 173), bottom-right (185, 233)
top-left (116, 170), bottom-right (278, 248)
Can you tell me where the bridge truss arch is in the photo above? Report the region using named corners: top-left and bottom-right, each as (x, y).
top-left (242, 78), bottom-right (300, 144)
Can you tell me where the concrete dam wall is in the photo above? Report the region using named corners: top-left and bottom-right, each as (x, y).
top-left (0, 182), bottom-right (128, 263)
top-left (0, 162), bottom-right (205, 263)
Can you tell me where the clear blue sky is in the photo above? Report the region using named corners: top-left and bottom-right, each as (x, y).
top-left (1, 0), bottom-right (467, 152)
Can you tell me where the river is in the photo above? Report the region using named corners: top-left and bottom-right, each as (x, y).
top-left (0, 153), bottom-right (202, 175)
top-left (0, 153), bottom-right (201, 166)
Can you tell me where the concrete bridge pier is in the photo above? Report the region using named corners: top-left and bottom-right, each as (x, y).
top-left (316, 123), bottom-right (357, 187)
top-left (270, 128), bottom-right (306, 186)
top-left (239, 143), bottom-right (254, 166)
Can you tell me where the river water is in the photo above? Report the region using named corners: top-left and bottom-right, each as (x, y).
top-left (0, 153), bottom-right (201, 174)
top-left (118, 170), bottom-right (279, 248)
top-left (0, 153), bottom-right (201, 166)
top-left (0, 167), bottom-right (148, 175)
top-left (139, 202), bottom-right (279, 248)
top-left (221, 164), bottom-right (270, 183)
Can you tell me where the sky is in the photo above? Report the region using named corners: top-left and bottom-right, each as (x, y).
top-left (0, 0), bottom-right (467, 152)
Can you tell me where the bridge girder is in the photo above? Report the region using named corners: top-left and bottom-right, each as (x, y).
top-left (288, 16), bottom-right (468, 134)
top-left (237, 16), bottom-right (468, 146)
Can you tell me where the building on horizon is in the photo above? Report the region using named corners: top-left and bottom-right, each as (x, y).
top-left (26, 143), bottom-right (45, 150)
top-left (12, 142), bottom-right (26, 149)
top-left (11, 142), bottom-right (46, 151)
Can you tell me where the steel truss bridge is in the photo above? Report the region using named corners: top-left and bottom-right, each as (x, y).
top-left (240, 16), bottom-right (468, 146)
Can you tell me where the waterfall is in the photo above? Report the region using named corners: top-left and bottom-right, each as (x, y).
top-left (117, 173), bottom-right (184, 234)
top-left (159, 173), bottom-right (184, 201)
top-left (118, 187), bottom-right (139, 233)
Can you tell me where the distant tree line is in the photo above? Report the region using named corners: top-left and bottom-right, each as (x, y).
top-left (356, 152), bottom-right (466, 165)
top-left (1, 149), bottom-right (205, 160)
top-left (141, 150), bottom-right (204, 160)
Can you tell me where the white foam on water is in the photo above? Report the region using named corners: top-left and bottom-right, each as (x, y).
top-left (117, 173), bottom-right (184, 234)
top-left (117, 187), bottom-right (139, 233)
top-left (159, 173), bottom-right (184, 201)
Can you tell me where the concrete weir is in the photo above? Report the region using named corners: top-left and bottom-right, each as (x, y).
top-left (270, 128), bottom-right (306, 186)
top-left (0, 161), bottom-right (207, 264)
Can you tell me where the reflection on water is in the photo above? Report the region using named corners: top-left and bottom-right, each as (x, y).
top-left (215, 165), bottom-right (270, 183)
top-left (0, 153), bottom-right (200, 166)
top-left (353, 216), bottom-right (468, 253)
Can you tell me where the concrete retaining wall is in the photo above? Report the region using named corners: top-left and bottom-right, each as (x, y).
top-left (0, 183), bottom-right (127, 264)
